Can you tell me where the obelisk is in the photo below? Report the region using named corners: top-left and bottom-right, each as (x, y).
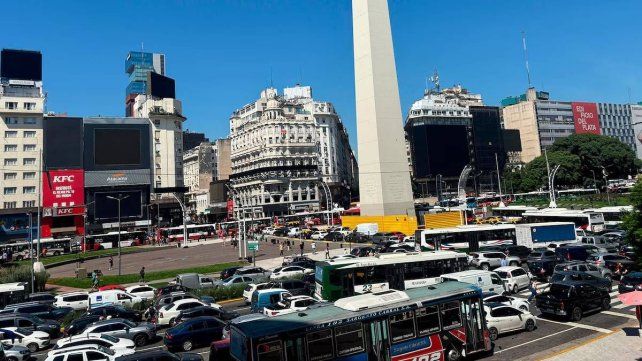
top-left (352, 0), bottom-right (415, 216)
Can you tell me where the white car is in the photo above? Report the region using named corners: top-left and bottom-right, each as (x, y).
top-left (263, 296), bottom-right (319, 317)
top-left (262, 227), bottom-right (276, 235)
top-left (310, 231), bottom-right (328, 240)
top-left (330, 254), bottom-right (357, 261)
top-left (269, 266), bottom-right (313, 280)
top-left (54, 333), bottom-right (135, 351)
top-left (124, 285), bottom-right (156, 300)
top-left (44, 344), bottom-right (134, 361)
top-left (483, 294), bottom-right (530, 311)
top-left (483, 304), bottom-right (537, 340)
top-left (0, 327), bottom-right (51, 352)
top-left (157, 299), bottom-right (210, 326)
top-left (54, 291), bottom-right (90, 311)
top-left (494, 266), bottom-right (531, 294)
top-left (243, 283), bottom-right (274, 305)
top-left (402, 235), bottom-right (415, 243)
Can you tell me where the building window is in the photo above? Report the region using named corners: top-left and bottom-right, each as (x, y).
top-left (23, 186), bottom-right (35, 194)
top-left (4, 159), bottom-right (17, 166)
top-left (4, 117), bottom-right (18, 124)
top-left (4, 131), bottom-right (17, 138)
top-left (4, 144), bottom-right (17, 152)
top-left (23, 144), bottom-right (36, 151)
top-left (23, 102), bottom-right (36, 110)
top-left (3, 187), bottom-right (17, 195)
top-left (3, 173), bottom-right (17, 180)
top-left (23, 201), bottom-right (35, 207)
top-left (3, 202), bottom-right (17, 209)
top-left (24, 131), bottom-right (36, 138)
top-left (4, 102), bottom-right (18, 110)
top-left (23, 158), bottom-right (36, 166)
top-left (24, 117), bottom-right (37, 125)
top-left (23, 172), bottom-right (35, 180)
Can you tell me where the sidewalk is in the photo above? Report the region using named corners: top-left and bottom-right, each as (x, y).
top-left (543, 320), bottom-right (642, 360)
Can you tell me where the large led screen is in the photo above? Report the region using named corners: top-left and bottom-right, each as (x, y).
top-left (94, 128), bottom-right (141, 166)
top-left (1, 49), bottom-right (42, 81)
top-left (94, 190), bottom-right (143, 220)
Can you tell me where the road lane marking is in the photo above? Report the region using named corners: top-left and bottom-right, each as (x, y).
top-left (535, 317), bottom-right (613, 333)
top-left (602, 310), bottom-right (638, 320)
top-left (611, 302), bottom-right (629, 309)
top-left (609, 291), bottom-right (619, 297)
top-left (494, 327), bottom-right (578, 354)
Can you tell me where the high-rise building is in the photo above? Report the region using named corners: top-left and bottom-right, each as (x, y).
top-left (502, 88), bottom-right (640, 163)
top-left (229, 86), bottom-right (356, 218)
top-left (0, 49), bottom-right (45, 213)
top-left (125, 51), bottom-right (165, 116)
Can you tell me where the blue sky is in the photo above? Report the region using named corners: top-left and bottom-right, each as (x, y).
top-left (4, 1), bottom-right (641, 153)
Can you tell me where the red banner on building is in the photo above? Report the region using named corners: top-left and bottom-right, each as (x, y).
top-left (572, 102), bottom-right (600, 134)
top-left (43, 169), bottom-right (85, 208)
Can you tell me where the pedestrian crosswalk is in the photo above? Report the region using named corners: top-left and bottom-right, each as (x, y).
top-left (512, 283), bottom-right (636, 314)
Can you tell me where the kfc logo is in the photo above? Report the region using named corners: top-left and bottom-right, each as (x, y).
top-left (53, 175), bottom-right (75, 183)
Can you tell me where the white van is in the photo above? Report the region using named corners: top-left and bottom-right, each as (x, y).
top-left (355, 223), bottom-right (378, 236)
top-left (89, 290), bottom-right (142, 308)
top-left (440, 270), bottom-right (507, 294)
top-left (54, 291), bottom-right (90, 310)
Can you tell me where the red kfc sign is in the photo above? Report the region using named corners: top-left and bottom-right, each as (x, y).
top-left (43, 170), bottom-right (85, 208)
top-left (572, 102), bottom-right (600, 135)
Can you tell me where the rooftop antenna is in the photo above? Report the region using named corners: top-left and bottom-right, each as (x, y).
top-left (628, 86), bottom-right (632, 104)
top-left (270, 66), bottom-right (273, 88)
top-left (522, 31), bottom-right (532, 88)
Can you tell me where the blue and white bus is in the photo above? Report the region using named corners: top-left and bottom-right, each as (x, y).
top-left (230, 282), bottom-right (492, 361)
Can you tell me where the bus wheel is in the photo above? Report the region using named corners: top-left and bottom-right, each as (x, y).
top-left (53, 251), bottom-right (61, 256)
top-left (446, 348), bottom-right (461, 361)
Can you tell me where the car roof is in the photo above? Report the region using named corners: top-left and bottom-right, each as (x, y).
top-left (62, 333), bottom-right (106, 341)
top-left (494, 266), bottom-right (522, 272)
top-left (58, 291), bottom-right (89, 296)
top-left (483, 302), bottom-right (512, 309)
top-left (50, 344), bottom-right (104, 354)
top-left (88, 318), bottom-right (128, 326)
top-left (172, 298), bottom-right (201, 305)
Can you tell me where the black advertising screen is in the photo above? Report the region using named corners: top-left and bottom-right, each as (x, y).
top-left (1, 49), bottom-right (42, 81)
top-left (94, 190), bottom-right (143, 220)
top-left (147, 72), bottom-right (176, 99)
top-left (94, 128), bottom-right (141, 166)
top-left (409, 124), bottom-right (470, 178)
top-left (43, 117), bottom-right (83, 169)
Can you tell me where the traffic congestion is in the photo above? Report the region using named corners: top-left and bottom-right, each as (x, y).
top-left (0, 206), bottom-right (638, 361)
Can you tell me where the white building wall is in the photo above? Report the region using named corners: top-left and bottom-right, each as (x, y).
top-left (631, 105), bottom-right (642, 160)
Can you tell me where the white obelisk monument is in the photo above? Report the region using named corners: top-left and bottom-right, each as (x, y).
top-left (352, 0), bottom-right (415, 216)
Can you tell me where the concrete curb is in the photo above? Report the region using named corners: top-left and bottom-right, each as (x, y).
top-left (217, 297), bottom-right (244, 305)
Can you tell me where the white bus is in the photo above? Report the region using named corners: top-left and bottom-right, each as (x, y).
top-left (159, 224), bottom-right (215, 242)
top-left (417, 224), bottom-right (517, 251)
top-left (583, 206), bottom-right (633, 226)
top-left (521, 208), bottom-right (605, 233)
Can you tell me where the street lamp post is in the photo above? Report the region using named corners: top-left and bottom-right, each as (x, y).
top-left (170, 193), bottom-right (189, 248)
top-left (28, 212), bottom-right (34, 293)
top-left (106, 194), bottom-right (129, 276)
top-left (83, 201), bottom-right (95, 254)
top-left (495, 153), bottom-right (506, 207)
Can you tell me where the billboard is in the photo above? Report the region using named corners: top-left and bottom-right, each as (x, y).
top-left (93, 190), bottom-right (144, 220)
top-left (1, 49), bottom-right (42, 81)
top-left (42, 170), bottom-right (85, 208)
top-left (408, 124), bottom-right (471, 178)
top-left (83, 119), bottom-right (151, 171)
top-left (43, 117), bottom-right (83, 170)
top-left (85, 169), bottom-right (151, 188)
top-left (94, 128), bottom-right (141, 166)
top-left (572, 102), bottom-right (600, 135)
top-left (147, 72), bottom-right (176, 99)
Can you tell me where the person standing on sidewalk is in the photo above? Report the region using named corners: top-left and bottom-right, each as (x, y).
top-left (299, 241), bottom-right (304, 256)
top-left (279, 242), bottom-right (284, 256)
top-left (139, 267), bottom-right (146, 283)
top-left (325, 243), bottom-right (330, 259)
top-left (108, 256), bottom-right (113, 271)
top-left (311, 241), bottom-right (317, 255)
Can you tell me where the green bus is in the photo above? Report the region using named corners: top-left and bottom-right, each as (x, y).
top-left (314, 251), bottom-right (468, 301)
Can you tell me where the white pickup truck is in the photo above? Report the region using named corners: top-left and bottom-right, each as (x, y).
top-left (263, 295), bottom-right (319, 317)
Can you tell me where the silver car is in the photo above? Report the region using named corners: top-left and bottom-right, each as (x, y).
top-left (469, 251), bottom-right (521, 270)
top-left (234, 267), bottom-right (272, 280)
top-left (81, 319), bottom-right (156, 347)
top-left (554, 261), bottom-right (612, 280)
top-left (214, 275), bottom-right (254, 288)
top-left (2, 343), bottom-right (31, 361)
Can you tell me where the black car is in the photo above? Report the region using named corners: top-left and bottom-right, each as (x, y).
top-left (282, 256), bottom-right (313, 266)
top-left (618, 272), bottom-right (642, 293)
top-left (63, 314), bottom-right (102, 336)
top-left (604, 258), bottom-right (638, 279)
top-left (290, 259), bottom-right (316, 269)
top-left (116, 349), bottom-right (203, 361)
top-left (345, 232), bottom-right (370, 243)
top-left (535, 282), bottom-right (610, 321)
top-left (555, 246), bottom-right (590, 262)
top-left (619, 245), bottom-right (635, 259)
top-left (155, 284), bottom-right (187, 298)
top-left (164, 316), bottom-right (226, 352)
top-left (220, 267), bottom-right (244, 280)
top-left (0, 302), bottom-right (73, 320)
top-left (550, 270), bottom-right (612, 291)
top-left (26, 292), bottom-right (56, 305)
top-left (85, 305), bottom-right (142, 322)
top-left (272, 228), bottom-right (289, 237)
top-left (323, 232), bottom-right (343, 242)
top-left (351, 246), bottom-right (379, 257)
top-left (268, 279), bottom-right (309, 296)
top-left (174, 306), bottom-right (240, 324)
top-left (527, 250), bottom-right (561, 280)
top-left (0, 314), bottom-right (60, 336)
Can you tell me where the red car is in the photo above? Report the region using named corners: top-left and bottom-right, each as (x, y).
top-left (390, 231), bottom-right (405, 241)
top-left (98, 284), bottom-right (125, 291)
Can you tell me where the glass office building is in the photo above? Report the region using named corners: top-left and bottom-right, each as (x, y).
top-left (125, 51), bottom-right (165, 115)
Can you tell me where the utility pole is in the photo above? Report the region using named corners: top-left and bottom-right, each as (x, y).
top-left (107, 194), bottom-right (129, 276)
top-left (171, 193), bottom-right (188, 248)
top-left (28, 212), bottom-right (34, 293)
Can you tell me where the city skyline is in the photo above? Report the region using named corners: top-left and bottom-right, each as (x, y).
top-left (3, 1), bottom-right (642, 153)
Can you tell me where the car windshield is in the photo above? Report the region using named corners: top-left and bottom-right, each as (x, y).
top-left (15, 328), bottom-right (32, 335)
top-left (100, 334), bottom-right (119, 342)
top-left (31, 316), bottom-right (45, 323)
top-left (99, 346), bottom-right (115, 356)
top-left (273, 267), bottom-right (283, 273)
top-left (496, 271), bottom-right (509, 279)
top-left (550, 274), bottom-right (565, 282)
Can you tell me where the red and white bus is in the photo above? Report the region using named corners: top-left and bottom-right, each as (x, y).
top-left (159, 224), bottom-right (216, 242)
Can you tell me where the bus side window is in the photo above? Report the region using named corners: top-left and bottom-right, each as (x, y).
top-left (334, 323), bottom-right (365, 356)
top-left (416, 306), bottom-right (440, 336)
top-left (256, 340), bottom-right (282, 361)
top-left (389, 311), bottom-right (415, 343)
top-left (440, 301), bottom-right (462, 330)
top-left (307, 329), bottom-right (334, 361)
top-left (285, 337), bottom-right (306, 361)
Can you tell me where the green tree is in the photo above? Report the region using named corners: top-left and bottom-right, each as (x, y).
top-left (549, 133), bottom-right (641, 185)
top-left (622, 180), bottom-right (642, 268)
top-left (519, 151), bottom-right (582, 191)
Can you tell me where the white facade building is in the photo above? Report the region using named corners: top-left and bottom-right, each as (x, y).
top-left (182, 141), bottom-right (216, 214)
top-left (132, 96), bottom-right (185, 191)
top-left (598, 102), bottom-right (636, 151)
top-left (631, 104), bottom-right (642, 160)
top-left (0, 79), bottom-right (45, 211)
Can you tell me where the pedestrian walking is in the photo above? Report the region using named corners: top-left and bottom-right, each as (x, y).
top-left (325, 243), bottom-right (330, 259)
top-left (108, 256), bottom-right (113, 271)
top-left (500, 257), bottom-right (508, 268)
top-left (299, 241), bottom-right (304, 256)
top-left (311, 242), bottom-right (317, 255)
top-left (279, 243), bottom-right (284, 256)
top-left (527, 279), bottom-right (538, 302)
top-left (139, 266), bottom-right (146, 283)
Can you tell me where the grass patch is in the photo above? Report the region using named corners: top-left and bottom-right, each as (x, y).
top-left (48, 261), bottom-right (244, 289)
top-left (19, 246), bottom-right (169, 266)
